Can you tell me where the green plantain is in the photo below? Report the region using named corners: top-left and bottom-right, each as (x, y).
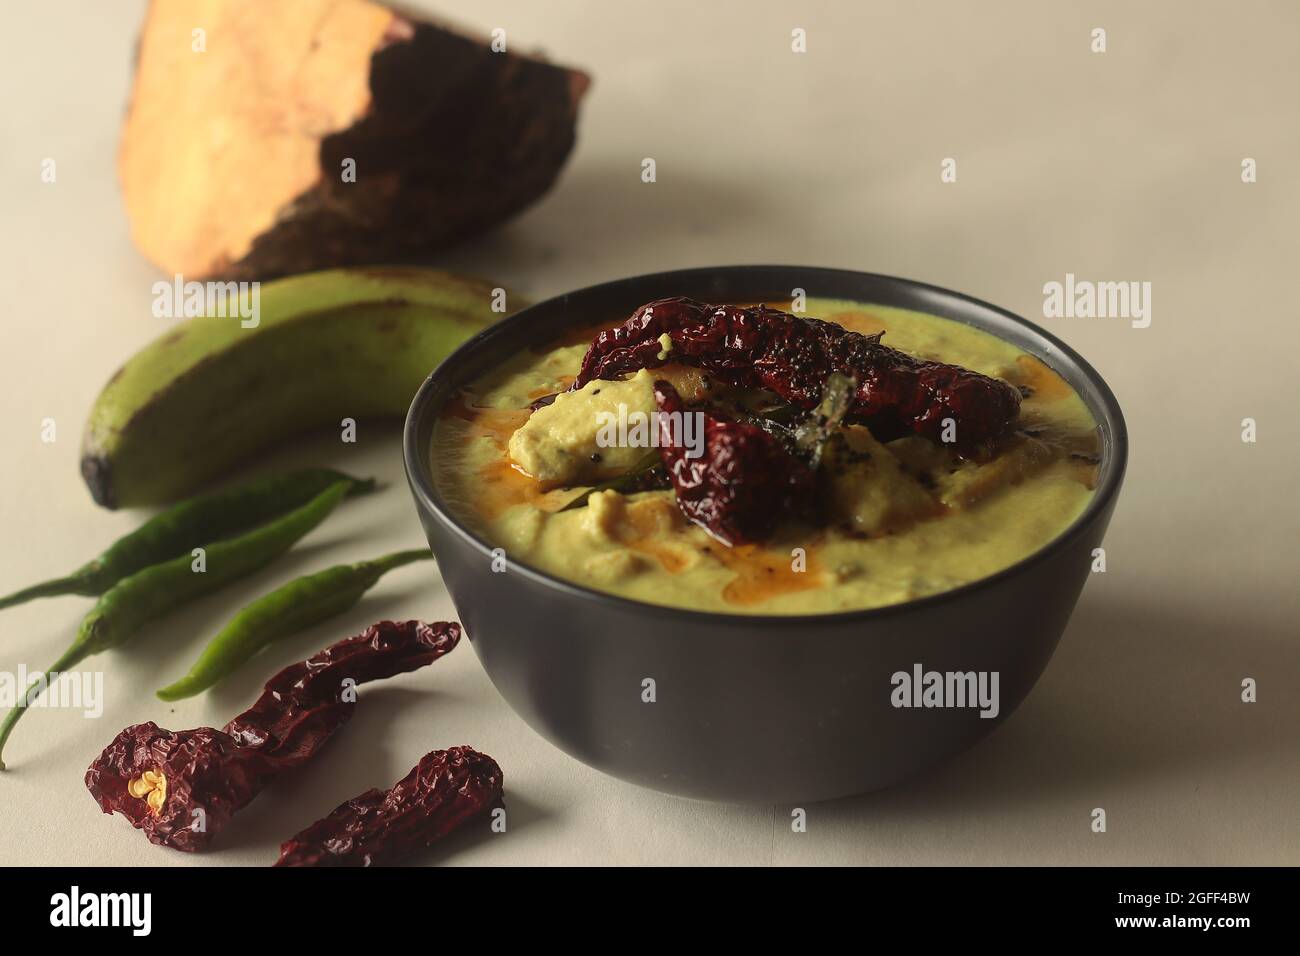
top-left (82, 267), bottom-right (519, 508)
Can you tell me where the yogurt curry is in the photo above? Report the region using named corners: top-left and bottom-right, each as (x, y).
top-left (432, 297), bottom-right (1100, 615)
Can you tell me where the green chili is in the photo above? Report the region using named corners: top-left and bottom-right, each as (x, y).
top-left (155, 549), bottom-right (434, 701)
top-left (0, 480), bottom-right (354, 769)
top-left (0, 468), bottom-right (374, 612)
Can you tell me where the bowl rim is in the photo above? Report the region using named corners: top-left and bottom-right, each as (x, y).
top-left (403, 264), bottom-right (1128, 627)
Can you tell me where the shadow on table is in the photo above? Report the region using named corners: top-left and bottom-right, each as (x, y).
top-left (816, 592), bottom-right (1298, 821)
top-left (413, 157), bottom-right (784, 286)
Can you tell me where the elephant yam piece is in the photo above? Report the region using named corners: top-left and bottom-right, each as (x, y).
top-left (120, 0), bottom-right (590, 279)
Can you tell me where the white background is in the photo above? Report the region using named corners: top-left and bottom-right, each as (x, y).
top-left (0, 0), bottom-right (1296, 865)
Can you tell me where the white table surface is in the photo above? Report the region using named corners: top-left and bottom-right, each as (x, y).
top-left (1, 0), bottom-right (1296, 866)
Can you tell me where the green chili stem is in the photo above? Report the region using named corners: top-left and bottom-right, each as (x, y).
top-left (0, 644), bottom-right (87, 771)
top-left (154, 549), bottom-right (433, 702)
top-left (367, 549), bottom-right (433, 575)
top-left (0, 480), bottom-right (356, 770)
top-left (0, 575), bottom-right (93, 611)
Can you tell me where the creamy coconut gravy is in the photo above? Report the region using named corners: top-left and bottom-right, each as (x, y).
top-left (431, 299), bottom-right (1101, 614)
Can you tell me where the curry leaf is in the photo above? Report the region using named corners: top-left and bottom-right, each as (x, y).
top-left (558, 450), bottom-right (665, 511)
top-left (794, 372), bottom-right (857, 469)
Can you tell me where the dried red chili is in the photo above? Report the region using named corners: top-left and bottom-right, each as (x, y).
top-left (274, 746), bottom-right (503, 867)
top-left (85, 620), bottom-right (460, 852)
top-left (571, 297), bottom-right (1022, 451)
top-left (653, 380), bottom-right (820, 546)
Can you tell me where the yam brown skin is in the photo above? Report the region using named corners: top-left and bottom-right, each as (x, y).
top-left (120, 0), bottom-right (589, 280)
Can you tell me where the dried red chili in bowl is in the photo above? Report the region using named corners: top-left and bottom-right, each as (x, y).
top-left (85, 620), bottom-right (460, 852)
top-left (571, 296), bottom-right (1022, 452)
top-left (274, 746), bottom-right (503, 866)
top-left (652, 379), bottom-right (820, 546)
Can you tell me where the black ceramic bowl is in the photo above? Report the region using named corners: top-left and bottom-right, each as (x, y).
top-left (403, 266), bottom-right (1127, 804)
